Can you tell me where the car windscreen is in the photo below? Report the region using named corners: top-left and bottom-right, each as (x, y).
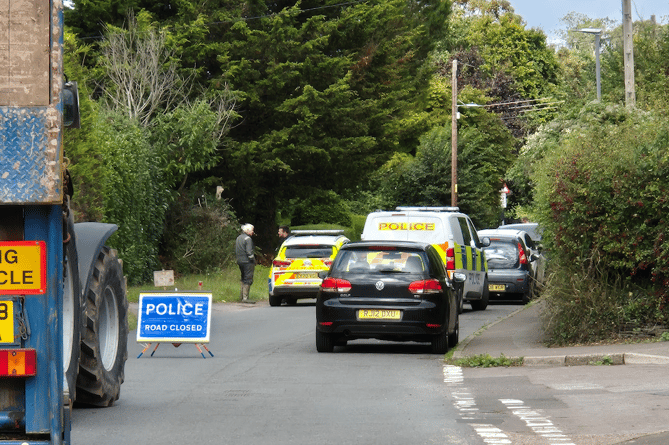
top-left (332, 249), bottom-right (427, 274)
top-left (483, 239), bottom-right (519, 269)
top-left (284, 245), bottom-right (334, 258)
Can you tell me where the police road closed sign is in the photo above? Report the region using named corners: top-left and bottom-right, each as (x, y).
top-left (0, 241), bottom-right (46, 295)
top-left (137, 292), bottom-right (212, 343)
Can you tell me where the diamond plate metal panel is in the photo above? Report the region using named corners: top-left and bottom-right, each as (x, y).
top-left (0, 106), bottom-right (62, 203)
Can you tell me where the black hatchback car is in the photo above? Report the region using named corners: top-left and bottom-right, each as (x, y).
top-left (315, 241), bottom-right (461, 354)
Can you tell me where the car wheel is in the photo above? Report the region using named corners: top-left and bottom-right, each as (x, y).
top-left (448, 315), bottom-right (460, 348)
top-left (269, 295), bottom-right (282, 307)
top-left (431, 326), bottom-right (449, 354)
top-left (470, 276), bottom-right (489, 311)
top-left (316, 330), bottom-right (334, 352)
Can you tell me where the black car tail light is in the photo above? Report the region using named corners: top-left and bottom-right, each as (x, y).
top-left (408, 279), bottom-right (442, 294)
top-left (321, 277), bottom-right (352, 293)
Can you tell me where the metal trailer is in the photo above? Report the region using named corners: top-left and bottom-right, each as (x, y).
top-left (0, 1), bottom-right (128, 443)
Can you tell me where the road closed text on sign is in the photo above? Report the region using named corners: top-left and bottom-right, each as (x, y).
top-left (0, 241), bottom-right (46, 295)
top-left (137, 292), bottom-right (212, 343)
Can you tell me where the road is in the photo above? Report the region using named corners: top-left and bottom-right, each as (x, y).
top-left (72, 300), bottom-right (669, 444)
top-left (72, 300), bottom-right (517, 444)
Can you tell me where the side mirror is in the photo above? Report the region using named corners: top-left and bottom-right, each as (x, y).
top-left (453, 273), bottom-right (466, 283)
top-left (480, 237), bottom-right (491, 247)
top-left (63, 81), bottom-right (80, 128)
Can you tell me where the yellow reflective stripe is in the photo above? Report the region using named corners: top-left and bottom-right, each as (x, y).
top-left (454, 243), bottom-right (464, 269)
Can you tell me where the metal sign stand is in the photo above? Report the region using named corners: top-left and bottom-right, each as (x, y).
top-left (137, 341), bottom-right (214, 359)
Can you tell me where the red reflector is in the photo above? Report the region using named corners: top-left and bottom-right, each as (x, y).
top-left (0, 349), bottom-right (37, 377)
top-left (518, 242), bottom-right (528, 264)
top-left (409, 279), bottom-right (442, 294)
top-left (319, 322), bottom-right (333, 326)
top-left (446, 248), bottom-right (455, 270)
top-left (426, 323), bottom-right (442, 329)
top-left (273, 259), bottom-right (292, 267)
top-left (321, 277), bottom-right (352, 293)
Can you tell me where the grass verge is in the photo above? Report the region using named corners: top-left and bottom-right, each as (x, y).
top-left (125, 265), bottom-right (271, 330)
top-left (447, 353), bottom-right (524, 368)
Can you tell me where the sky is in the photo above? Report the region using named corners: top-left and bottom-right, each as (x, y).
top-left (508, 0), bottom-right (669, 39)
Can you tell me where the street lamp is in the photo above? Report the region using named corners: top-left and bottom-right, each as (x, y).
top-left (577, 28), bottom-right (603, 101)
top-left (450, 59), bottom-right (483, 207)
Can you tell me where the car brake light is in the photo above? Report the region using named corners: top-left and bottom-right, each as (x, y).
top-left (272, 259), bottom-right (292, 267)
top-left (409, 279), bottom-right (442, 294)
top-left (0, 349), bottom-right (37, 377)
top-left (321, 277), bottom-right (352, 293)
top-left (446, 247), bottom-right (455, 270)
top-left (518, 242), bottom-right (528, 265)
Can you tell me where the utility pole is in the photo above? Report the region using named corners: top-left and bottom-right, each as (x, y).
top-left (622, 0), bottom-right (636, 107)
top-left (451, 59), bottom-right (458, 207)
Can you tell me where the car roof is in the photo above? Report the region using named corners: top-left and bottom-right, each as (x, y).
top-left (340, 240), bottom-right (433, 251)
top-left (282, 234), bottom-right (347, 247)
top-left (479, 229), bottom-right (528, 240)
top-left (497, 223), bottom-right (542, 241)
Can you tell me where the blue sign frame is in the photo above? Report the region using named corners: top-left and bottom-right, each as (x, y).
top-left (137, 292), bottom-right (212, 343)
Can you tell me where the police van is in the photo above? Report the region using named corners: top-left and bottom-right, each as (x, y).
top-left (361, 207), bottom-right (490, 311)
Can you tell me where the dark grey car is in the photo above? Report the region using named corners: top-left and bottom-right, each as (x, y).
top-left (478, 229), bottom-right (541, 304)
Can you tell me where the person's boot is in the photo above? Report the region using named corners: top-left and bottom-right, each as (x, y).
top-left (242, 283), bottom-right (255, 304)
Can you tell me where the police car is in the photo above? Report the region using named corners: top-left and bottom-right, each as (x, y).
top-left (268, 230), bottom-right (349, 306)
top-left (361, 207), bottom-right (490, 311)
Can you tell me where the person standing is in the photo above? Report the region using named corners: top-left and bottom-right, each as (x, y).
top-left (235, 224), bottom-right (256, 303)
top-left (276, 225), bottom-right (290, 252)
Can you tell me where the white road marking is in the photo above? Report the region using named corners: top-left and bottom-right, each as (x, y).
top-left (501, 399), bottom-right (576, 444)
top-left (444, 365), bottom-right (512, 443)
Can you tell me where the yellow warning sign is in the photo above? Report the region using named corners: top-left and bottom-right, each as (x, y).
top-left (0, 241), bottom-right (46, 295)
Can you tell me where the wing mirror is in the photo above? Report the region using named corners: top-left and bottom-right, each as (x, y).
top-left (453, 273), bottom-right (466, 283)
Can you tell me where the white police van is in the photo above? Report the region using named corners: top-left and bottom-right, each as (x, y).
top-left (361, 207), bottom-right (489, 311)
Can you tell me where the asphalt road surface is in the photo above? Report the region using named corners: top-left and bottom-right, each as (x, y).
top-left (71, 300), bottom-right (518, 444)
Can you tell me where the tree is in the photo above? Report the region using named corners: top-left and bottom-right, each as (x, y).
top-left (443, 0), bottom-right (562, 138)
top-left (100, 11), bottom-right (187, 126)
top-left (368, 102), bottom-right (515, 229)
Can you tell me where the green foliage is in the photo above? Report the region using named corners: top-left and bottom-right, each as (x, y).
top-left (160, 190), bottom-right (239, 274)
top-left (151, 100), bottom-right (225, 191)
top-left (529, 103), bottom-right (669, 344)
top-left (290, 190), bottom-right (352, 227)
top-left (451, 353), bottom-right (523, 368)
top-left (366, 107), bottom-right (515, 229)
top-left (97, 111), bottom-right (170, 285)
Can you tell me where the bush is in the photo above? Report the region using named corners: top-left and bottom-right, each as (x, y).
top-left (530, 103), bottom-right (669, 343)
top-left (98, 112), bottom-right (168, 285)
top-left (160, 189), bottom-right (239, 275)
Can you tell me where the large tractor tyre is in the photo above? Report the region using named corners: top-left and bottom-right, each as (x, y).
top-left (63, 210), bottom-right (83, 403)
top-left (75, 246), bottom-right (128, 407)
